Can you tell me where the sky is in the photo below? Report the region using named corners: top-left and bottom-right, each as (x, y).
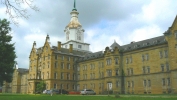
top-left (0, 0), bottom-right (177, 69)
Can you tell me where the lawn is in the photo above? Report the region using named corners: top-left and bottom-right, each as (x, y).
top-left (0, 94), bottom-right (177, 100)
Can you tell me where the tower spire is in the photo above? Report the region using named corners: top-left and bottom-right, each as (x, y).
top-left (72, 0), bottom-right (77, 11)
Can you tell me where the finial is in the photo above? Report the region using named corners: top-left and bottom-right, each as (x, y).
top-left (72, 0), bottom-right (77, 11)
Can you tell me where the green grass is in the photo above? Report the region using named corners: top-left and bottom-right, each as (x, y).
top-left (0, 94), bottom-right (177, 100)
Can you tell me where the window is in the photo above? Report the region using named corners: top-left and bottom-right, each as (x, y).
top-left (106, 58), bottom-right (112, 65)
top-left (167, 78), bottom-right (171, 86)
top-left (147, 66), bottom-right (150, 73)
top-left (126, 58), bottom-right (129, 64)
top-left (54, 83), bottom-right (57, 89)
top-left (83, 65), bottom-right (87, 71)
top-left (61, 56), bottom-right (64, 60)
top-left (143, 80), bottom-right (146, 87)
top-left (115, 58), bottom-right (118, 64)
top-left (54, 61), bottom-right (58, 68)
top-left (132, 81), bottom-right (134, 88)
top-left (127, 69), bottom-right (130, 76)
top-left (161, 64), bottom-right (164, 72)
top-left (164, 50), bottom-right (168, 58)
top-left (145, 54), bottom-right (149, 61)
top-left (115, 69), bottom-right (119, 76)
top-left (77, 74), bottom-right (80, 80)
top-left (143, 66), bottom-right (146, 74)
top-left (61, 62), bottom-right (64, 69)
top-left (148, 80), bottom-right (151, 87)
top-left (67, 63), bottom-right (70, 69)
top-left (78, 45), bottom-right (82, 49)
top-left (166, 63), bottom-right (169, 71)
top-left (61, 73), bottom-right (64, 79)
top-left (130, 57), bottom-right (132, 63)
top-left (142, 55), bottom-right (144, 61)
top-left (55, 55), bottom-right (58, 60)
top-left (67, 73), bottom-right (70, 80)
top-left (159, 51), bottom-right (163, 58)
top-left (68, 57), bottom-right (70, 61)
top-left (116, 81), bottom-right (119, 87)
top-left (162, 78), bottom-right (165, 86)
top-left (127, 81), bottom-right (130, 88)
top-left (107, 70), bottom-right (112, 77)
top-left (54, 72), bottom-right (57, 79)
top-left (77, 66), bottom-right (80, 71)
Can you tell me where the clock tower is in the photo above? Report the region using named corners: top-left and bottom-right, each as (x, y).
top-left (62, 0), bottom-right (90, 52)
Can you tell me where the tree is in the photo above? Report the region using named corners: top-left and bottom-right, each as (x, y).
top-left (1, 0), bottom-right (39, 25)
top-left (0, 19), bottom-right (16, 85)
top-left (36, 81), bottom-right (46, 93)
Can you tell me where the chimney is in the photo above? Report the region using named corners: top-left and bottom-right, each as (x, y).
top-left (58, 41), bottom-right (61, 50)
top-left (69, 44), bottom-right (73, 53)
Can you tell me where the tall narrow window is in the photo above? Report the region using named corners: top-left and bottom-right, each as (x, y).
top-left (54, 83), bottom-right (57, 89)
top-left (143, 80), bottom-right (146, 87)
top-left (67, 63), bottom-right (70, 69)
top-left (127, 81), bottom-right (130, 88)
top-left (162, 78), bottom-right (165, 86)
top-left (164, 50), bottom-right (168, 58)
top-left (61, 62), bottom-right (64, 69)
top-left (130, 57), bottom-right (132, 63)
top-left (142, 55), bottom-right (144, 61)
top-left (54, 72), bottom-right (57, 79)
top-left (148, 80), bottom-right (151, 87)
top-left (55, 55), bottom-right (58, 60)
top-left (116, 81), bottom-right (119, 87)
top-left (145, 54), bottom-right (149, 61)
top-left (61, 73), bottom-right (64, 79)
top-left (159, 51), bottom-right (163, 58)
top-left (143, 66), bottom-right (146, 74)
top-left (54, 61), bottom-right (58, 68)
top-left (167, 78), bottom-right (171, 86)
top-left (115, 69), bottom-right (119, 76)
top-left (161, 64), bottom-right (164, 72)
top-left (67, 73), bottom-right (70, 80)
top-left (132, 81), bottom-right (134, 88)
top-left (126, 58), bottom-right (129, 64)
top-left (147, 66), bottom-right (150, 73)
top-left (115, 58), bottom-right (118, 64)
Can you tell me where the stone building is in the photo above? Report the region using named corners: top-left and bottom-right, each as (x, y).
top-left (2, 67), bottom-right (28, 93)
top-left (28, 1), bottom-right (177, 94)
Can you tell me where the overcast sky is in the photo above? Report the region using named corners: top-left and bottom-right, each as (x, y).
top-left (0, 0), bottom-right (177, 69)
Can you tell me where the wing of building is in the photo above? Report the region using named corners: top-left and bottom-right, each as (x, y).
top-left (3, 1), bottom-right (177, 94)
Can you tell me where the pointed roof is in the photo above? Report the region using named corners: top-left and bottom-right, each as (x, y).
top-left (110, 40), bottom-right (121, 49)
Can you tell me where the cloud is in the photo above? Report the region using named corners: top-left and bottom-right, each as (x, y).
top-left (1, 0), bottom-right (177, 69)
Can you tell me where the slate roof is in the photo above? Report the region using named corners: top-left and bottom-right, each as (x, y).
top-left (17, 68), bottom-right (29, 74)
top-left (121, 35), bottom-right (167, 52)
top-left (78, 51), bottom-right (104, 62)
